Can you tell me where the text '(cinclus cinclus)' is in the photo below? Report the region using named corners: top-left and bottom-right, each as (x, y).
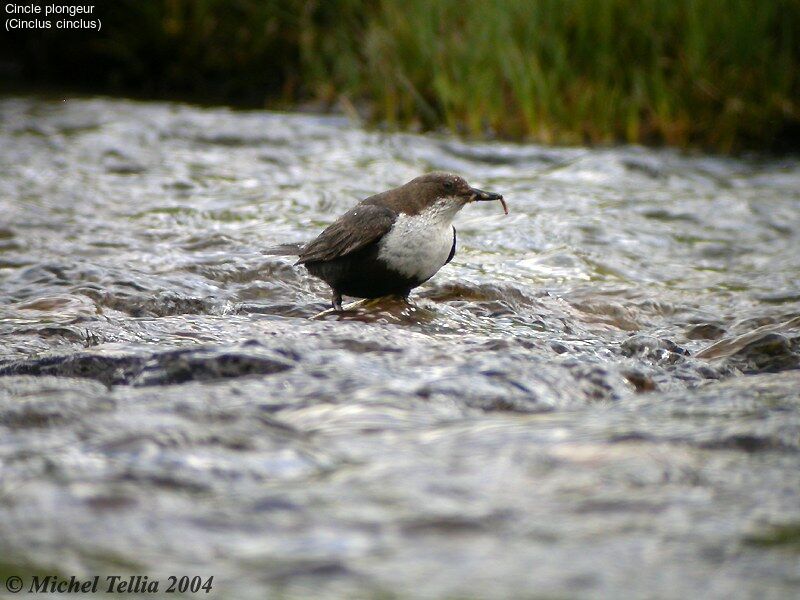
top-left (275, 172), bottom-right (506, 311)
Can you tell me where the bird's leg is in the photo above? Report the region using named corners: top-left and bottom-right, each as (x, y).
top-left (331, 291), bottom-right (343, 312)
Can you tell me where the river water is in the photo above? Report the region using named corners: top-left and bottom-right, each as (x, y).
top-left (0, 97), bottom-right (798, 599)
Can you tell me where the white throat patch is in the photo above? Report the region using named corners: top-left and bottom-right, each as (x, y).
top-left (377, 197), bottom-right (464, 282)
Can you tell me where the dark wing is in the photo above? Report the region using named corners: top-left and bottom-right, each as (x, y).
top-left (445, 226), bottom-right (457, 264)
top-left (296, 203), bottom-right (397, 264)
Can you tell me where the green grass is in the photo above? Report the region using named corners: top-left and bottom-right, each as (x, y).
top-left (4, 0), bottom-right (799, 152)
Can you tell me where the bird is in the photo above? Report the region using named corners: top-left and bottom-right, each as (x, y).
top-left (273, 172), bottom-right (506, 311)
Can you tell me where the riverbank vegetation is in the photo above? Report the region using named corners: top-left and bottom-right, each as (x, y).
top-left (4, 0), bottom-right (799, 152)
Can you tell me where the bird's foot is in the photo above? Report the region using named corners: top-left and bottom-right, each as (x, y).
top-left (331, 292), bottom-right (343, 312)
top-left (310, 295), bottom-right (433, 322)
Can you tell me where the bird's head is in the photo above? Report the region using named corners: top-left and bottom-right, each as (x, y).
top-left (403, 172), bottom-right (507, 217)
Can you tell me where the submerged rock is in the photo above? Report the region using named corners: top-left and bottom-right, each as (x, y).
top-left (685, 323), bottom-right (727, 340)
top-left (133, 347), bottom-right (295, 385)
top-left (0, 352), bottom-right (147, 386)
top-left (620, 335), bottom-right (689, 363)
top-left (723, 333), bottom-right (800, 374)
top-left (0, 345), bottom-right (295, 387)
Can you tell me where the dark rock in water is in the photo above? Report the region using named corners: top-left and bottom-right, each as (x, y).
top-left (84, 290), bottom-right (221, 318)
top-left (744, 522), bottom-right (800, 549)
top-left (723, 333), bottom-right (800, 374)
top-left (102, 148), bottom-right (148, 174)
top-left (685, 323), bottom-right (727, 340)
top-left (699, 433), bottom-right (793, 453)
top-left (416, 370), bottom-right (549, 413)
top-left (133, 348), bottom-right (295, 386)
top-left (0, 346), bottom-right (295, 387)
top-left (620, 335), bottom-right (690, 363)
top-left (623, 370), bottom-right (658, 393)
top-left (565, 363), bottom-right (620, 402)
top-left (0, 353), bottom-right (147, 386)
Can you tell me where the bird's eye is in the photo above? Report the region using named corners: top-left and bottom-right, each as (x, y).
top-left (443, 180), bottom-right (454, 191)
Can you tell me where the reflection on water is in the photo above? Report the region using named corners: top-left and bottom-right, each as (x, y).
top-left (0, 97), bottom-right (799, 599)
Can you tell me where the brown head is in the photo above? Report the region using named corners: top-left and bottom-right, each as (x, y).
top-left (364, 172), bottom-right (507, 216)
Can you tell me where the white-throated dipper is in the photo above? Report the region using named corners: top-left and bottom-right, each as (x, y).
top-left (278, 172), bottom-right (506, 310)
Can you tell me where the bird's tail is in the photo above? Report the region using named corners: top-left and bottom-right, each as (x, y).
top-left (262, 242), bottom-right (304, 256)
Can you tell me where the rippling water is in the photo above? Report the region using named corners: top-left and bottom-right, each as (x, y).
top-left (1, 97), bottom-right (799, 599)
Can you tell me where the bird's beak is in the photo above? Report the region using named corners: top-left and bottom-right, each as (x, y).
top-left (468, 187), bottom-right (508, 214)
